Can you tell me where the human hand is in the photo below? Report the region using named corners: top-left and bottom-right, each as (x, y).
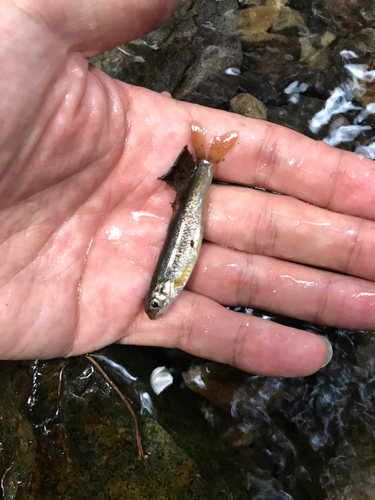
top-left (1, 0), bottom-right (374, 376)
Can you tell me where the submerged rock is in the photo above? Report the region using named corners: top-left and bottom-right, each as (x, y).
top-left (91, 0), bottom-right (242, 108)
top-left (242, 32), bottom-right (301, 74)
top-left (319, 0), bottom-right (375, 33)
top-left (230, 93), bottom-right (267, 119)
top-left (270, 6), bottom-right (306, 36)
top-left (184, 363), bottom-right (286, 418)
top-left (236, 4), bottom-right (279, 34)
top-left (332, 29), bottom-right (375, 109)
top-left (236, 4), bottom-right (306, 37)
top-left (0, 350), bottom-right (242, 499)
top-left (299, 36), bottom-right (334, 69)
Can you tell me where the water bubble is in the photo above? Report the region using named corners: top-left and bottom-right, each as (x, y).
top-left (340, 50), bottom-right (359, 59)
top-left (150, 366), bottom-right (173, 395)
top-left (225, 67), bottom-right (241, 76)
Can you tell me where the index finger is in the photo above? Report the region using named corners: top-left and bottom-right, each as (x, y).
top-left (191, 106), bottom-right (375, 221)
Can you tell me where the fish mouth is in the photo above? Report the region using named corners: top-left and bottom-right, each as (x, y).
top-left (145, 307), bottom-right (161, 320)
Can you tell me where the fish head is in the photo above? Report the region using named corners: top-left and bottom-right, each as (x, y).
top-left (145, 281), bottom-right (175, 320)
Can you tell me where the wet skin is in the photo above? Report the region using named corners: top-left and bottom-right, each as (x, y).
top-left (1, 0), bottom-right (375, 376)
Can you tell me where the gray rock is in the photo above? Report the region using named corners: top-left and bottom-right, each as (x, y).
top-left (91, 0), bottom-right (242, 108)
top-left (267, 95), bottom-right (328, 139)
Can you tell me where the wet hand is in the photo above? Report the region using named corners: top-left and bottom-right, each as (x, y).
top-left (1, 0), bottom-right (373, 376)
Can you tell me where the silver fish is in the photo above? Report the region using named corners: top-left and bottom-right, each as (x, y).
top-left (145, 125), bottom-right (237, 319)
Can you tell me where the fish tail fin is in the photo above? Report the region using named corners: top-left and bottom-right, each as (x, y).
top-left (207, 132), bottom-right (238, 164)
top-left (191, 123), bottom-right (238, 164)
top-left (191, 123), bottom-right (206, 160)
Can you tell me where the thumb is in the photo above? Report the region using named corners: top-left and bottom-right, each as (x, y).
top-left (44, 0), bottom-right (180, 57)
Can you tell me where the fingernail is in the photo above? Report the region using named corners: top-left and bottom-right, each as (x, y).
top-left (320, 336), bottom-right (333, 368)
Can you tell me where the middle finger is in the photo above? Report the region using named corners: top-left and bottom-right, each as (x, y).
top-left (205, 184), bottom-right (375, 281)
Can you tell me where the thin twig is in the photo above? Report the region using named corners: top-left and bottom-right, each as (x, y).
top-left (85, 355), bottom-right (146, 460)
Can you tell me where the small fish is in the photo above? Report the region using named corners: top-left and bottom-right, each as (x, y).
top-left (145, 124), bottom-right (238, 320)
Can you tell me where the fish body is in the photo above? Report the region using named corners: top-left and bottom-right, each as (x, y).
top-left (145, 125), bottom-right (237, 320)
top-left (145, 158), bottom-right (213, 319)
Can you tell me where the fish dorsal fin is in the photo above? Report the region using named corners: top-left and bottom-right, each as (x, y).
top-left (159, 146), bottom-right (196, 212)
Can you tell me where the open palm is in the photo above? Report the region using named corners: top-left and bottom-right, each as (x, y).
top-left (1, 0), bottom-right (375, 376)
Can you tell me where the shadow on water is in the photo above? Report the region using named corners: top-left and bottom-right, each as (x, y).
top-left (2, 0), bottom-right (375, 498)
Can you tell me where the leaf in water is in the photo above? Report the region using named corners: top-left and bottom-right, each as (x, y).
top-left (159, 146), bottom-right (196, 212)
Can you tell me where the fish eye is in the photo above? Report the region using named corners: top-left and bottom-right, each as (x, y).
top-left (150, 299), bottom-right (160, 309)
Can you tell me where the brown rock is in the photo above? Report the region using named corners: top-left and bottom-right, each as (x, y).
top-left (242, 32), bottom-right (301, 73)
top-left (184, 363), bottom-right (286, 417)
top-left (299, 38), bottom-right (331, 68)
top-left (320, 0), bottom-right (375, 32)
top-left (230, 93), bottom-right (267, 120)
top-left (266, 0), bottom-right (289, 6)
top-left (354, 78), bottom-right (375, 109)
top-left (321, 31), bottom-right (336, 47)
top-left (237, 4), bottom-right (305, 38)
top-left (271, 6), bottom-right (306, 35)
top-left (236, 5), bottom-right (279, 35)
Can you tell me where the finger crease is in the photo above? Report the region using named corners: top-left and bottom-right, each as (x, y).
top-left (315, 276), bottom-right (332, 325)
top-left (325, 148), bottom-right (345, 211)
top-left (230, 321), bottom-right (249, 369)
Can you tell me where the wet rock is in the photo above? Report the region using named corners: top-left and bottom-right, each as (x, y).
top-left (0, 362), bottom-right (37, 499)
top-left (236, 5), bottom-right (279, 34)
top-left (239, 60), bottom-right (338, 109)
top-left (237, 5), bottom-right (306, 38)
top-left (331, 29), bottom-right (375, 109)
top-left (319, 0), bottom-right (375, 33)
top-left (332, 28), bottom-right (375, 69)
top-left (267, 0), bottom-right (289, 6)
top-left (238, 0), bottom-right (265, 6)
top-left (321, 31), bottom-right (337, 47)
top-left (91, 0), bottom-right (242, 108)
top-left (267, 95), bottom-right (328, 138)
top-left (184, 363), bottom-right (286, 418)
top-left (0, 351), bottom-right (247, 499)
top-left (239, 70), bottom-right (288, 106)
top-left (300, 38), bottom-right (330, 68)
top-left (230, 93), bottom-right (267, 119)
top-left (242, 33), bottom-right (301, 74)
top-left (281, 62), bottom-right (340, 99)
top-left (239, 0), bottom-right (288, 6)
top-left (299, 32), bottom-right (336, 69)
top-left (270, 6), bottom-right (306, 36)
